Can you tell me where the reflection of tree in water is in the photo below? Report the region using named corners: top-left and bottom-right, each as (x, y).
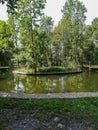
top-left (63, 74), bottom-right (83, 92)
top-left (14, 75), bottom-right (24, 93)
top-left (15, 75), bottom-right (67, 93)
top-left (1, 71), bottom-right (98, 93)
top-left (62, 72), bottom-right (98, 92)
top-left (0, 69), bottom-right (8, 79)
top-left (13, 72), bottom-right (98, 93)
top-left (82, 72), bottom-right (98, 92)
top-left (45, 77), bottom-right (66, 93)
top-left (0, 71), bottom-right (15, 92)
top-left (15, 75), bottom-right (48, 93)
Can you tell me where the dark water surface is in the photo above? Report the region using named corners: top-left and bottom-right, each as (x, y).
top-left (0, 71), bottom-right (98, 94)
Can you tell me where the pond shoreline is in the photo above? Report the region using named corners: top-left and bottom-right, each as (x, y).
top-left (1, 92), bottom-right (98, 99)
top-left (13, 70), bottom-right (82, 76)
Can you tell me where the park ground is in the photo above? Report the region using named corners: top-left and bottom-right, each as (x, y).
top-left (0, 97), bottom-right (98, 130)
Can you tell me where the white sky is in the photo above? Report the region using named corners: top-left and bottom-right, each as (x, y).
top-left (0, 0), bottom-right (98, 26)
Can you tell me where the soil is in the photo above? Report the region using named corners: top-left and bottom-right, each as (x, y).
top-left (0, 108), bottom-right (94, 130)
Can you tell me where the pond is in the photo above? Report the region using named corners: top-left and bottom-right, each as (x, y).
top-left (0, 71), bottom-right (98, 94)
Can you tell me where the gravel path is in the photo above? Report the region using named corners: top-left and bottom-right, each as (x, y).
top-left (1, 92), bottom-right (98, 99)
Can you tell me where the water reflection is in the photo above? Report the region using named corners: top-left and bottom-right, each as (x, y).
top-left (14, 76), bottom-right (24, 92)
top-left (0, 71), bottom-right (98, 93)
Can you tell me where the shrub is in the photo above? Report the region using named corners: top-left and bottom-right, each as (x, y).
top-left (39, 66), bottom-right (66, 72)
top-left (65, 61), bottom-right (81, 71)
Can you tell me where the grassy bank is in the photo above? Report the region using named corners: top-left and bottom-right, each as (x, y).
top-left (0, 97), bottom-right (98, 129)
top-left (0, 66), bottom-right (9, 71)
top-left (15, 65), bottom-right (81, 73)
top-left (0, 66), bottom-right (9, 69)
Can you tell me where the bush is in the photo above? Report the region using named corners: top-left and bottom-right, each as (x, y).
top-left (39, 64), bottom-right (81, 72)
top-left (65, 61), bottom-right (81, 71)
top-left (39, 66), bottom-right (66, 72)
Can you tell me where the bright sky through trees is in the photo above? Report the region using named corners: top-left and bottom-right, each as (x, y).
top-left (0, 0), bottom-right (98, 25)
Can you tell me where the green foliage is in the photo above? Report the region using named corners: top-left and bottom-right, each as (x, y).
top-left (0, 0), bottom-right (18, 13)
top-left (0, 20), bottom-right (14, 66)
top-left (39, 66), bottom-right (66, 72)
top-left (51, 0), bottom-right (87, 66)
top-left (83, 17), bottom-right (98, 65)
top-left (7, 0), bottom-right (49, 71)
top-left (6, 0), bottom-right (88, 70)
top-left (83, 43), bottom-right (96, 64)
top-left (65, 61), bottom-right (81, 71)
top-left (39, 64), bottom-right (80, 72)
top-left (1, 0), bottom-right (98, 69)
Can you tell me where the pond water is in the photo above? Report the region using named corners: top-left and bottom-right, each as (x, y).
top-left (0, 71), bottom-right (98, 94)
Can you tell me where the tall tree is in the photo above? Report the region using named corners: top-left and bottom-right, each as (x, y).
top-left (8, 0), bottom-right (46, 71)
top-left (61, 0), bottom-right (87, 63)
top-left (0, 0), bottom-right (18, 13)
top-left (7, 14), bottom-right (20, 66)
top-left (84, 17), bottom-right (98, 65)
top-left (40, 16), bottom-right (54, 66)
top-left (0, 20), bottom-right (13, 66)
top-left (52, 22), bottom-right (70, 66)
top-left (91, 17), bottom-right (98, 64)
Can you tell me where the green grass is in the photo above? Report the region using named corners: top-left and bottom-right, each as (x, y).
top-left (14, 64), bottom-right (81, 73)
top-left (15, 68), bottom-right (34, 73)
top-left (0, 66), bottom-right (9, 69)
top-left (39, 66), bottom-right (67, 72)
top-left (39, 66), bottom-right (81, 72)
top-left (91, 65), bottom-right (98, 69)
top-left (83, 64), bottom-right (98, 68)
top-left (0, 97), bottom-right (98, 129)
top-left (15, 66), bottom-right (68, 73)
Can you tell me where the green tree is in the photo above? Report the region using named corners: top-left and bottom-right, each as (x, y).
top-left (0, 0), bottom-right (18, 13)
top-left (8, 14), bottom-right (20, 66)
top-left (40, 16), bottom-right (54, 67)
top-left (52, 22), bottom-right (70, 66)
top-left (61, 0), bottom-right (87, 63)
top-left (83, 18), bottom-right (98, 65)
top-left (91, 17), bottom-right (98, 43)
top-left (8, 0), bottom-right (46, 71)
top-left (0, 20), bottom-right (13, 66)
top-left (86, 17), bottom-right (98, 64)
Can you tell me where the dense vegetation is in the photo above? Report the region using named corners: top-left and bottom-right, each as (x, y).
top-left (0, 0), bottom-right (98, 72)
